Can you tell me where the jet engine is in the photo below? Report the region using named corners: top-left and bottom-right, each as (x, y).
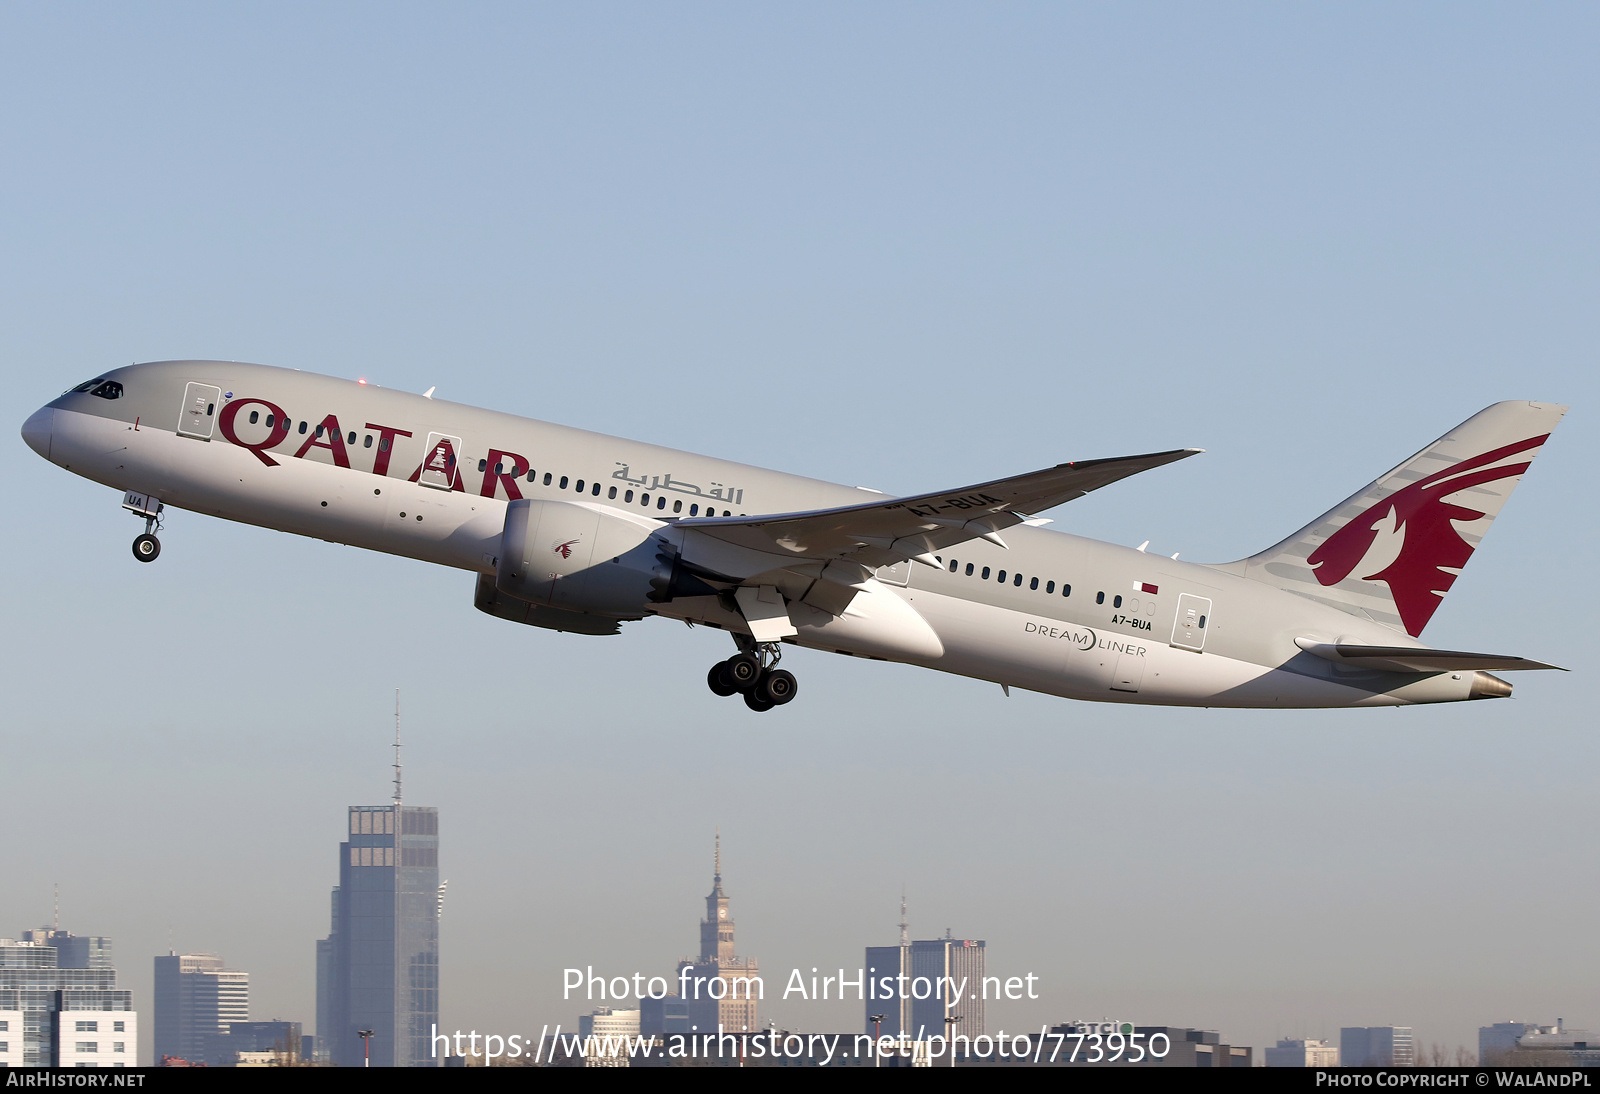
top-left (492, 498), bottom-right (718, 624)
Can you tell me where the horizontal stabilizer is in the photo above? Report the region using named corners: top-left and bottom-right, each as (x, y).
top-left (1294, 638), bottom-right (1563, 673)
top-left (677, 448), bottom-right (1200, 569)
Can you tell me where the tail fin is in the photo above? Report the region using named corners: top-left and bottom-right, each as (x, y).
top-left (1227, 401), bottom-right (1567, 637)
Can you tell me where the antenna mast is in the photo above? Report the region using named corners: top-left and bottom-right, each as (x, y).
top-left (899, 886), bottom-right (908, 947)
top-left (392, 689), bottom-right (403, 807)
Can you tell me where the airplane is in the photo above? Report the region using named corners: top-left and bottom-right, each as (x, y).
top-left (21, 361), bottom-right (1565, 711)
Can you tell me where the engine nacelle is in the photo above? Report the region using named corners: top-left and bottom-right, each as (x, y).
top-left (496, 498), bottom-right (666, 618)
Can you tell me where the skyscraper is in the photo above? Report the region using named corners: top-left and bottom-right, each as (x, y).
top-left (152, 953), bottom-right (248, 1063)
top-left (317, 698), bottom-right (440, 1067)
top-left (676, 833), bottom-right (759, 1033)
top-left (864, 904), bottom-right (985, 1042)
top-left (909, 935), bottom-right (984, 1042)
top-left (316, 803), bottom-right (440, 1066)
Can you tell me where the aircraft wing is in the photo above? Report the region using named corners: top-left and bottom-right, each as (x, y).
top-left (676, 448), bottom-right (1201, 571)
top-left (1295, 639), bottom-right (1564, 673)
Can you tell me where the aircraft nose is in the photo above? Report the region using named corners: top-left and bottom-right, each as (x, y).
top-left (21, 406), bottom-right (53, 460)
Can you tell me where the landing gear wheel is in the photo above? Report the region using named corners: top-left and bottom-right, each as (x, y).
top-left (742, 689), bottom-right (775, 712)
top-left (755, 668), bottom-right (797, 706)
top-left (707, 661), bottom-right (738, 697)
top-left (132, 533), bottom-right (161, 563)
top-left (724, 652), bottom-right (762, 692)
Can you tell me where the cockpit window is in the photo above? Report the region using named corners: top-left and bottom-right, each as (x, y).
top-left (63, 378), bottom-right (123, 399)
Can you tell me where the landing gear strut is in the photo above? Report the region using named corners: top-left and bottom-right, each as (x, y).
top-left (707, 640), bottom-right (798, 712)
top-left (124, 493), bottom-right (165, 563)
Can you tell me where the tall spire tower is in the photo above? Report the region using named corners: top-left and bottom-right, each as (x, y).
top-left (701, 828), bottom-right (733, 962)
top-left (899, 886), bottom-right (909, 947)
top-left (680, 830), bottom-right (758, 1032)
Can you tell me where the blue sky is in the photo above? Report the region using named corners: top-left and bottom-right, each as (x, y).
top-left (2, 3), bottom-right (1595, 1062)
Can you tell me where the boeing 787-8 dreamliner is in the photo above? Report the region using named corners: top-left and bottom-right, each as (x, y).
top-left (22, 362), bottom-right (1564, 711)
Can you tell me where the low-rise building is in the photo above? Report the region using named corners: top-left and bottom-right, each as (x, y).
top-left (1265, 1037), bottom-right (1339, 1067)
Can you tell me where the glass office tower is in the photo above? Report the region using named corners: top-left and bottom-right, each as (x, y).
top-left (152, 953), bottom-right (248, 1063)
top-left (0, 930), bottom-right (134, 1066)
top-left (317, 805), bottom-right (439, 1067)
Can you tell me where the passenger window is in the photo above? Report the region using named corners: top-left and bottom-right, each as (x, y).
top-left (641, 493), bottom-right (651, 506)
top-left (1096, 591), bottom-right (1105, 605)
top-left (609, 486), bottom-right (618, 500)
top-left (592, 482), bottom-right (601, 496)
top-left (365, 436), bottom-right (374, 449)
top-left (348, 432), bottom-right (356, 444)
top-left (299, 421), bottom-right (308, 435)
top-left (559, 476), bottom-right (568, 489)
top-left (982, 567), bottom-right (991, 580)
top-left (948, 559), bottom-right (958, 572)
top-left (657, 496), bottom-right (666, 509)
top-left (265, 414), bottom-right (275, 427)
top-left (1046, 581), bottom-right (1054, 593)
top-left (1062, 584), bottom-right (1071, 597)
top-left (249, 411), bottom-right (260, 425)
top-left (998, 570), bottom-right (1007, 583)
top-left (625, 490), bottom-right (634, 502)
top-left (673, 500), bottom-right (682, 513)
top-left (1199, 615), bottom-right (1207, 628)
top-left (688, 503), bottom-right (698, 515)
top-left (90, 381), bottom-right (123, 400)
top-left (1029, 576), bottom-right (1038, 590)
top-left (965, 563), bottom-right (974, 576)
top-left (1114, 595), bottom-right (1122, 608)
top-left (527, 469), bottom-right (537, 482)
top-left (379, 436), bottom-right (390, 452)
top-left (543, 472), bottom-right (552, 486)
top-left (316, 424), bottom-right (324, 438)
top-left (723, 510), bottom-right (731, 516)
top-left (478, 459), bottom-right (488, 472)
top-left (575, 479), bottom-right (584, 492)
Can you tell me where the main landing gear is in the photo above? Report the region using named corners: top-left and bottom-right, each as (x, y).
top-left (707, 641), bottom-right (798, 713)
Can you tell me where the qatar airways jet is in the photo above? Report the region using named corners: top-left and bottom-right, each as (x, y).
top-left (21, 361), bottom-right (1564, 711)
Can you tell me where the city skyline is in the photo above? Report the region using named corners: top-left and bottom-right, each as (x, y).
top-left (3, 3), bottom-right (1595, 1066)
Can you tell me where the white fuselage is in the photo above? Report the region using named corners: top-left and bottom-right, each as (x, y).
top-left (23, 361), bottom-right (1488, 708)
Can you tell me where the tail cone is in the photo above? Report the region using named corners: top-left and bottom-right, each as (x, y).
top-left (1469, 672), bottom-right (1513, 700)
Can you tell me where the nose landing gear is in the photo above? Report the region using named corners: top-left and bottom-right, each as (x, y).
top-left (122, 491), bottom-right (164, 563)
top-left (707, 641), bottom-right (798, 712)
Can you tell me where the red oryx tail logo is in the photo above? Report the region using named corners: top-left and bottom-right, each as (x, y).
top-left (553, 539), bottom-right (580, 560)
top-left (1306, 434), bottom-right (1548, 636)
